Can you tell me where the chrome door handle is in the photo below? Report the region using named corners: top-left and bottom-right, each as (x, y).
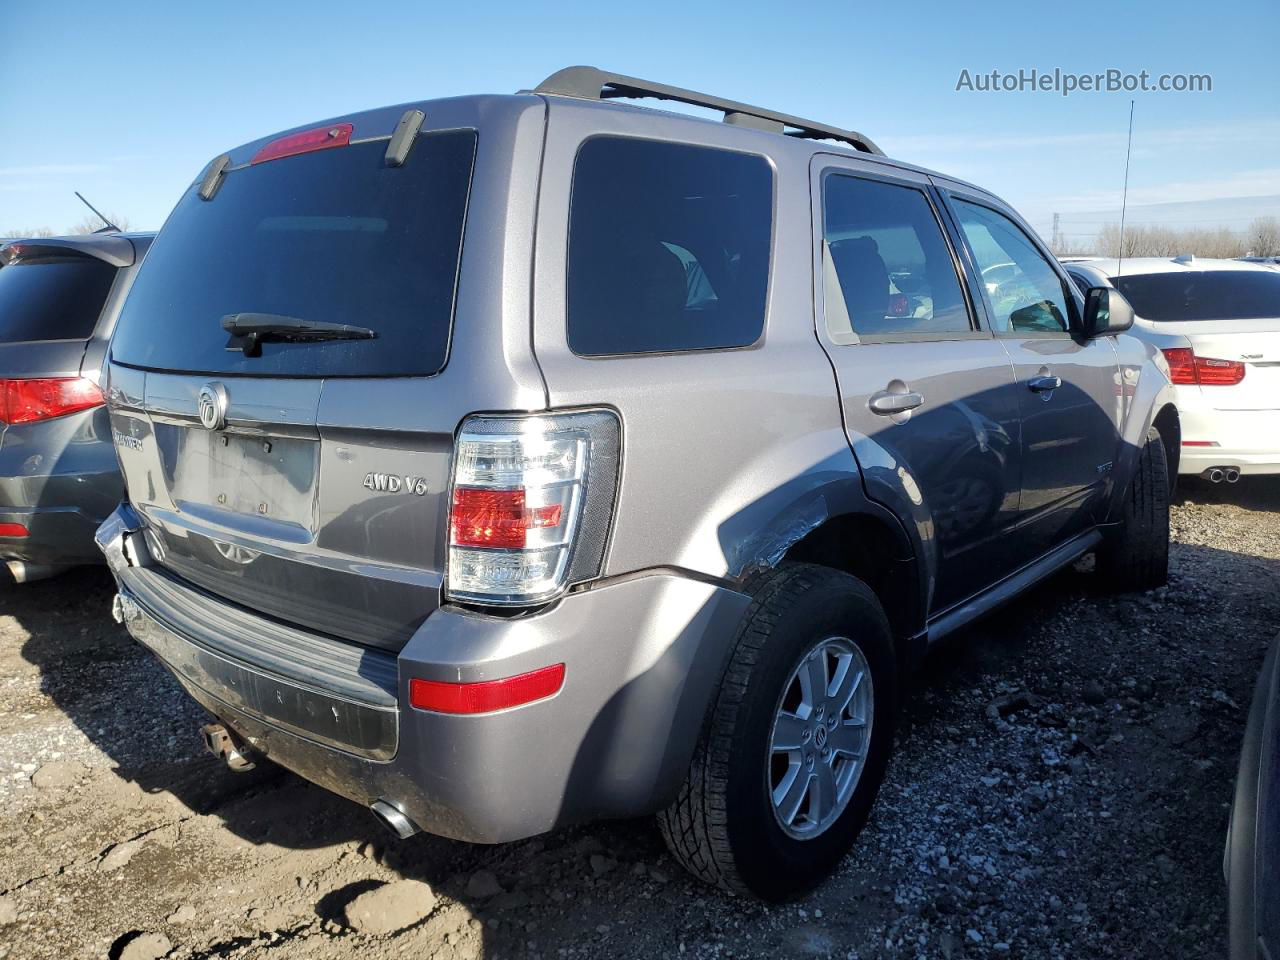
top-left (868, 390), bottom-right (925, 415)
top-left (1027, 375), bottom-right (1062, 393)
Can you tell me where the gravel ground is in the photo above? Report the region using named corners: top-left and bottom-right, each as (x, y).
top-left (1, 478), bottom-right (1277, 960)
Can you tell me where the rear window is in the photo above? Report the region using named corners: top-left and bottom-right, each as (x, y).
top-left (0, 257), bottom-right (118, 344)
top-left (111, 131), bottom-right (477, 377)
top-left (1112, 270), bottom-right (1280, 322)
top-left (567, 137), bottom-right (772, 356)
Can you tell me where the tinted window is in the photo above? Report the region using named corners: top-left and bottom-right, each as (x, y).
top-left (1111, 271), bottom-right (1280, 321)
top-left (0, 257), bottom-right (117, 343)
top-left (112, 132), bottom-right (476, 377)
top-left (567, 138), bottom-right (772, 356)
top-left (822, 175), bottom-right (971, 338)
top-left (954, 200), bottom-right (1072, 334)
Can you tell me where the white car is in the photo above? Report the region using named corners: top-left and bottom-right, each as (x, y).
top-left (1064, 257), bottom-right (1280, 482)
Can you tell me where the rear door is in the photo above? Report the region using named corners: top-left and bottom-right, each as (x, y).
top-left (106, 98), bottom-right (547, 652)
top-left (811, 156), bottom-right (1024, 614)
top-left (939, 186), bottom-right (1122, 559)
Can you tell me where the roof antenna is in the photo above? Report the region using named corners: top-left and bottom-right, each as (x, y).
top-left (1115, 100), bottom-right (1135, 277)
top-left (73, 191), bottom-right (119, 233)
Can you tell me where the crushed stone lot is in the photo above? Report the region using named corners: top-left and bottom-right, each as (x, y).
top-left (1, 479), bottom-right (1277, 960)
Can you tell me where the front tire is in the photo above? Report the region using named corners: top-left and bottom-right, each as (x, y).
top-left (1095, 426), bottom-right (1170, 592)
top-left (657, 563), bottom-right (898, 900)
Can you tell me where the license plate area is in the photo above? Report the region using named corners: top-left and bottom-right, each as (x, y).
top-left (155, 423), bottom-right (318, 530)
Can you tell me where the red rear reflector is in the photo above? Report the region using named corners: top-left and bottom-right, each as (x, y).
top-left (0, 523), bottom-right (29, 538)
top-left (1182, 440), bottom-right (1218, 447)
top-left (450, 487), bottom-right (563, 549)
top-left (409, 664), bottom-right (566, 715)
top-left (251, 123), bottom-right (353, 165)
top-left (0, 378), bottom-right (104, 425)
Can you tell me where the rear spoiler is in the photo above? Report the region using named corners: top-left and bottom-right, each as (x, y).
top-left (1, 234), bottom-right (137, 268)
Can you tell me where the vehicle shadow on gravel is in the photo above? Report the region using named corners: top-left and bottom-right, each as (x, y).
top-left (7, 503), bottom-right (1280, 957)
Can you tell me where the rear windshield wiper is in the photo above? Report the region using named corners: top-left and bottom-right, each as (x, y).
top-left (222, 313), bottom-right (377, 357)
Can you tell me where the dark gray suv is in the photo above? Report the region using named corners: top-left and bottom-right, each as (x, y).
top-left (0, 231), bottom-right (152, 581)
top-left (98, 68), bottom-right (1179, 899)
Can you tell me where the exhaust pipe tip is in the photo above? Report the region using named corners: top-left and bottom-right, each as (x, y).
top-left (1207, 468), bottom-right (1224, 483)
top-left (1225, 468), bottom-right (1241, 483)
top-left (371, 799), bottom-right (420, 839)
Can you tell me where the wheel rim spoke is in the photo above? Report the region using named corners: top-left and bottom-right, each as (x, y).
top-left (767, 635), bottom-right (875, 841)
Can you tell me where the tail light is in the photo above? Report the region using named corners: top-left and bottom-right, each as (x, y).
top-left (446, 411), bottom-right (620, 606)
top-left (1160, 348), bottom-right (1246, 387)
top-left (0, 378), bottom-right (104, 425)
top-left (887, 293), bottom-right (911, 317)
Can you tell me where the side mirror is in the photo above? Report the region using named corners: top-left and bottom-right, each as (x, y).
top-left (1081, 287), bottom-right (1134, 338)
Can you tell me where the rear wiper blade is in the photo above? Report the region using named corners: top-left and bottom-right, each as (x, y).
top-left (221, 313), bottom-right (377, 357)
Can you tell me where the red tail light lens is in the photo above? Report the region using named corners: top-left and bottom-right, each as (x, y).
top-left (450, 488), bottom-right (564, 550)
top-left (1194, 356), bottom-right (1246, 386)
top-left (1161, 348), bottom-right (1198, 385)
top-left (1160, 348), bottom-right (1246, 386)
top-left (250, 123), bottom-right (353, 165)
top-left (0, 523), bottom-right (29, 538)
top-left (0, 378), bottom-right (104, 425)
top-left (409, 664), bottom-right (566, 715)
top-left (888, 293), bottom-right (911, 317)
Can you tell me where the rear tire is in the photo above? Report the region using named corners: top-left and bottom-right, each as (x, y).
top-left (1095, 426), bottom-right (1170, 592)
top-left (657, 563), bottom-right (897, 900)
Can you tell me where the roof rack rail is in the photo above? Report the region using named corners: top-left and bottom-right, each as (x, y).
top-left (534, 66), bottom-right (884, 156)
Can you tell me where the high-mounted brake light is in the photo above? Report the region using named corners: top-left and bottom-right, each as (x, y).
top-left (0, 378), bottom-right (104, 425)
top-left (251, 123), bottom-right (354, 165)
top-left (409, 664), bottom-right (566, 715)
top-left (1161, 348), bottom-right (1246, 387)
top-left (445, 411), bottom-right (621, 606)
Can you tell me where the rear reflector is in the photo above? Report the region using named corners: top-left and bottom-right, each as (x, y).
top-left (0, 378), bottom-right (104, 425)
top-left (0, 523), bottom-right (29, 538)
top-left (409, 664), bottom-right (566, 715)
top-left (251, 123), bottom-right (354, 165)
top-left (1182, 440), bottom-right (1218, 447)
top-left (1160, 347), bottom-right (1246, 386)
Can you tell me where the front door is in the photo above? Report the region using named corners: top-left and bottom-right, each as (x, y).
top-left (812, 157), bottom-right (1024, 615)
top-left (940, 186), bottom-right (1122, 559)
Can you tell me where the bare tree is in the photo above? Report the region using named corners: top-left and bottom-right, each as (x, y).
top-left (1246, 216), bottom-right (1280, 257)
top-left (68, 213), bottom-right (132, 235)
top-left (1, 226), bottom-right (57, 239)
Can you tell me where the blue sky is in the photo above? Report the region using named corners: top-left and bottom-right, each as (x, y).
top-left (3, 0), bottom-right (1278, 244)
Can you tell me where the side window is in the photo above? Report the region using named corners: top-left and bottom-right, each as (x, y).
top-left (953, 200), bottom-right (1072, 334)
top-left (567, 138), bottom-right (772, 356)
top-left (821, 174), bottom-right (972, 340)
top-left (1067, 270), bottom-right (1093, 296)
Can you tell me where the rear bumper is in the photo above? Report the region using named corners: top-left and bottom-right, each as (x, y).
top-left (98, 505), bottom-right (749, 843)
top-left (1176, 401), bottom-right (1280, 476)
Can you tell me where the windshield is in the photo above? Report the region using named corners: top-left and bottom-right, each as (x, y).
top-left (111, 131), bottom-right (477, 377)
top-left (1111, 270), bottom-right (1280, 322)
top-left (0, 256), bottom-right (118, 344)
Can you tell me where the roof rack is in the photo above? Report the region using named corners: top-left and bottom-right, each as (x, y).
top-left (534, 66), bottom-right (884, 156)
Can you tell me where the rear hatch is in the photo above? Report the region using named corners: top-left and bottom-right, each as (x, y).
top-left (107, 100), bottom-right (542, 652)
top-left (0, 241), bottom-right (124, 450)
top-left (1114, 270), bottom-right (1280, 410)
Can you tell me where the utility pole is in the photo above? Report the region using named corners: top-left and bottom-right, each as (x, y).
top-left (1052, 212), bottom-right (1060, 251)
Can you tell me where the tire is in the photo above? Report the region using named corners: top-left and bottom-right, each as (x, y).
top-left (1095, 426), bottom-right (1170, 592)
top-left (657, 562), bottom-right (898, 900)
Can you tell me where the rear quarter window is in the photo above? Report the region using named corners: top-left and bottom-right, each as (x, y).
top-left (566, 137), bottom-right (773, 356)
top-left (0, 257), bottom-right (118, 343)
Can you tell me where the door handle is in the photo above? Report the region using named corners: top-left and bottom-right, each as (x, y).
top-left (868, 390), bottom-right (925, 415)
top-left (1027, 375), bottom-right (1062, 393)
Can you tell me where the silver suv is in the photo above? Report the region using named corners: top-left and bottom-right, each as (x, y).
top-left (98, 67), bottom-right (1179, 899)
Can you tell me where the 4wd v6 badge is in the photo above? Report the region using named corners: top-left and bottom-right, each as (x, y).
top-left (363, 472), bottom-right (429, 496)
